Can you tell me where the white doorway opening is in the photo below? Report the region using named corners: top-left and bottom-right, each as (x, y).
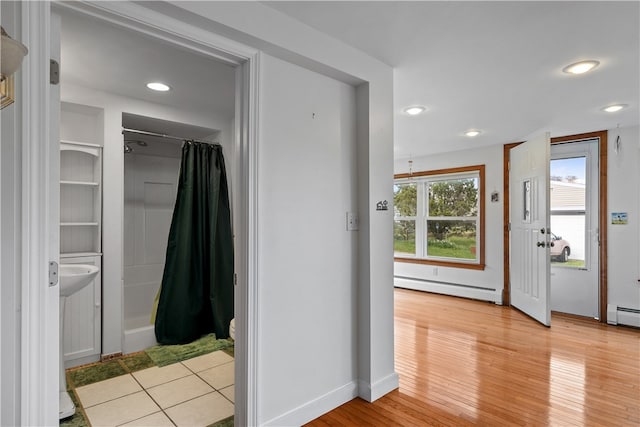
top-left (18, 1), bottom-right (260, 424)
top-left (550, 139), bottom-right (600, 318)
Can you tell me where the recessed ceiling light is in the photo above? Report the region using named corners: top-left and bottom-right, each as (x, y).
top-left (465, 130), bottom-right (481, 137)
top-left (146, 82), bottom-right (171, 92)
top-left (602, 104), bottom-right (627, 113)
top-left (404, 106), bottom-right (426, 116)
top-left (562, 60), bottom-right (600, 75)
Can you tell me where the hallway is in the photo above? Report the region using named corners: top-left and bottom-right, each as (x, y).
top-left (308, 288), bottom-right (640, 426)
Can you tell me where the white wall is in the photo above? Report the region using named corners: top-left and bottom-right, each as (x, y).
top-left (607, 125), bottom-right (640, 318)
top-left (163, 1), bottom-right (398, 423)
top-left (258, 54), bottom-right (358, 425)
top-left (61, 82), bottom-right (233, 355)
top-left (393, 145), bottom-right (505, 303)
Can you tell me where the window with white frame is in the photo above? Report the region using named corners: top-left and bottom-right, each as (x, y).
top-left (394, 165), bottom-right (485, 270)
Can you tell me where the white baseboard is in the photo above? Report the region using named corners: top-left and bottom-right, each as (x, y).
top-left (358, 372), bottom-right (399, 402)
top-left (395, 277), bottom-right (500, 304)
top-left (264, 380), bottom-right (358, 426)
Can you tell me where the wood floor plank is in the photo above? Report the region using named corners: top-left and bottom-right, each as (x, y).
top-left (306, 289), bottom-right (640, 426)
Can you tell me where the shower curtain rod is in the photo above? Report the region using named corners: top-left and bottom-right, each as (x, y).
top-left (122, 128), bottom-right (220, 145)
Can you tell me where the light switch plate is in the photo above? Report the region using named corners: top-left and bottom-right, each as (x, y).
top-left (346, 212), bottom-right (359, 231)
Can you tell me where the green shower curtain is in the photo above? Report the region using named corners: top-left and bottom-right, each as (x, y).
top-left (154, 141), bottom-right (234, 345)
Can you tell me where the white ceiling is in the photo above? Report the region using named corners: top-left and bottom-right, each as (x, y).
top-left (265, 1), bottom-right (640, 159)
top-left (59, 2), bottom-right (639, 160)
top-left (59, 7), bottom-right (236, 126)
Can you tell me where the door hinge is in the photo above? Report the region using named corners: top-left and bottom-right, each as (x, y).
top-left (508, 222), bottom-right (511, 231)
top-left (234, 273), bottom-right (237, 286)
top-left (50, 59), bottom-right (60, 85)
top-left (49, 261), bottom-right (58, 287)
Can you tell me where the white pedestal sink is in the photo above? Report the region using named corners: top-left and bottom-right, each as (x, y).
top-left (59, 264), bottom-right (99, 420)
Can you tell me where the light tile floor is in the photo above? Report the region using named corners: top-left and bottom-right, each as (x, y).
top-left (76, 351), bottom-right (234, 427)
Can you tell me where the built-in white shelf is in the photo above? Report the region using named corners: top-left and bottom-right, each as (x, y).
top-left (60, 139), bottom-right (102, 148)
top-left (60, 180), bottom-right (100, 187)
top-left (60, 140), bottom-right (102, 257)
top-left (60, 252), bottom-right (102, 259)
top-left (60, 102), bottom-right (104, 369)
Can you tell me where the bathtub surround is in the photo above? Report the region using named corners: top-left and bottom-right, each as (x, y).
top-left (154, 142), bottom-right (235, 344)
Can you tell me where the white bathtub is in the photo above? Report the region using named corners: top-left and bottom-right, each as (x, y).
top-left (123, 279), bottom-right (159, 354)
top-left (123, 153), bottom-right (178, 354)
top-left (124, 324), bottom-right (157, 354)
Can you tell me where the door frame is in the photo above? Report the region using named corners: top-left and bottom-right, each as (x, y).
top-left (20, 2), bottom-right (60, 424)
top-left (23, 1), bottom-right (261, 424)
top-left (503, 130), bottom-right (608, 322)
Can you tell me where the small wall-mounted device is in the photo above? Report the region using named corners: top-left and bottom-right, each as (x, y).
top-left (346, 212), bottom-right (359, 231)
top-left (376, 200), bottom-right (389, 211)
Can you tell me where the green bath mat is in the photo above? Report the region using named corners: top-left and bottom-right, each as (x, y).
top-left (68, 360), bottom-right (127, 388)
top-left (209, 416), bottom-right (234, 427)
top-left (145, 333), bottom-right (234, 367)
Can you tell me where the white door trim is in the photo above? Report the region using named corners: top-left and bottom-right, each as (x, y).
top-left (20, 1), bottom-right (59, 425)
top-left (32, 1), bottom-right (261, 424)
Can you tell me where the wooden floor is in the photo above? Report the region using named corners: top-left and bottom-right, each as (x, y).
top-left (307, 288), bottom-right (640, 426)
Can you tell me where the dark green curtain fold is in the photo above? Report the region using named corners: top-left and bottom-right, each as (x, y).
top-left (155, 142), bottom-right (234, 345)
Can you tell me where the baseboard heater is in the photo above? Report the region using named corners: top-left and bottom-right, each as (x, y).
top-left (394, 276), bottom-right (498, 304)
top-left (394, 275), bottom-right (494, 291)
top-left (607, 304), bottom-right (640, 328)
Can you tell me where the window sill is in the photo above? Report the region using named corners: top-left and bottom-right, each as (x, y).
top-left (394, 257), bottom-right (486, 271)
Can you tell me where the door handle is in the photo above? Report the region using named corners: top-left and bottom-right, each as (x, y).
top-left (537, 242), bottom-right (545, 247)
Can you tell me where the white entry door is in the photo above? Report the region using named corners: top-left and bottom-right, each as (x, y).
top-left (510, 133), bottom-right (551, 326)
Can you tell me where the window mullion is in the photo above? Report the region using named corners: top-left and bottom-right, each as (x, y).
top-left (415, 181), bottom-right (426, 258)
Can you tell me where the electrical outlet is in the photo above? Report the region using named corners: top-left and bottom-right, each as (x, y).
top-left (346, 212), bottom-right (359, 231)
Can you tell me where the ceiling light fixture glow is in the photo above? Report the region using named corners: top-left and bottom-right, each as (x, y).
top-left (465, 130), bottom-right (481, 137)
top-left (562, 60), bottom-right (600, 75)
top-left (404, 106), bottom-right (426, 116)
top-left (602, 104), bottom-right (627, 113)
top-left (146, 82), bottom-right (171, 92)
